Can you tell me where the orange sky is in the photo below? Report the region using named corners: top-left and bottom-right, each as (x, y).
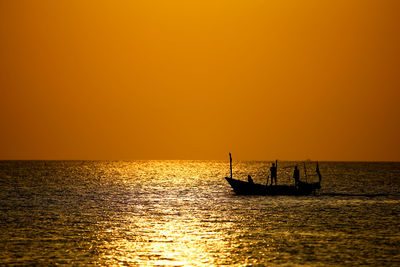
top-left (1, 0), bottom-right (399, 160)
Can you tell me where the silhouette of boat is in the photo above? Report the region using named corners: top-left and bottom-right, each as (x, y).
top-left (225, 153), bottom-right (321, 196)
top-left (225, 177), bottom-right (320, 195)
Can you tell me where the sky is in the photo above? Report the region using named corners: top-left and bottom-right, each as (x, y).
top-left (0, 0), bottom-right (399, 161)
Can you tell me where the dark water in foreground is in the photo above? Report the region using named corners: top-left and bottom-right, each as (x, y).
top-left (0, 161), bottom-right (399, 265)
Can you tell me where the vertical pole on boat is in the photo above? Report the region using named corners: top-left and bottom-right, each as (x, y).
top-left (229, 152), bottom-right (232, 179)
top-left (303, 162), bottom-right (308, 183)
top-left (276, 160), bottom-right (278, 184)
top-left (316, 162), bottom-right (321, 183)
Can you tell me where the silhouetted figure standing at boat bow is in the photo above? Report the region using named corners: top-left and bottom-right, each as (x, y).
top-left (270, 162), bottom-right (277, 185)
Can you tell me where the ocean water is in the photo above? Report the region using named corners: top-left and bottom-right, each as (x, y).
top-left (0, 160), bottom-right (399, 266)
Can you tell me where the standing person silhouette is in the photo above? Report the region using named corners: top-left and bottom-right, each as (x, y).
top-left (248, 175), bottom-right (254, 184)
top-left (270, 162), bottom-right (277, 185)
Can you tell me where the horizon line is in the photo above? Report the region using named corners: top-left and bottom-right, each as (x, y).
top-left (0, 159), bottom-right (399, 163)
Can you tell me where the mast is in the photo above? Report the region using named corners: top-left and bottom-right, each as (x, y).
top-left (316, 162), bottom-right (321, 183)
top-left (229, 152), bottom-right (233, 178)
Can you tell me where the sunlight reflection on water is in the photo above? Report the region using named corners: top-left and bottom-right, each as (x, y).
top-left (0, 161), bottom-right (399, 265)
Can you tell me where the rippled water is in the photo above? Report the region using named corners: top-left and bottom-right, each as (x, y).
top-left (0, 161), bottom-right (399, 265)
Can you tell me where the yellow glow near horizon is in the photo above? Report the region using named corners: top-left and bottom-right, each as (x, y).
top-left (0, 0), bottom-right (399, 160)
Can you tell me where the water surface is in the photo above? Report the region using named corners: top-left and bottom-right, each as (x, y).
top-left (0, 161), bottom-right (399, 265)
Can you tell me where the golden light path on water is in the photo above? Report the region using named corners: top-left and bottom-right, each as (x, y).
top-left (103, 217), bottom-right (230, 265)
top-left (91, 161), bottom-right (280, 265)
top-left (90, 161), bottom-right (226, 265)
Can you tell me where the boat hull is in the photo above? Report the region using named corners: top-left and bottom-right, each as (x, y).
top-left (225, 177), bottom-right (320, 196)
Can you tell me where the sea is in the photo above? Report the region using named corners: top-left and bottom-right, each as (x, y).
top-left (0, 161), bottom-right (399, 266)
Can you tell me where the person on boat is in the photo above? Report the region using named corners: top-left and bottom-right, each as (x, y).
top-left (248, 175), bottom-right (254, 184)
top-left (270, 163), bottom-right (277, 185)
top-left (293, 165), bottom-right (300, 186)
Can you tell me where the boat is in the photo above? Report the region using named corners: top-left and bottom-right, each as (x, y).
top-left (225, 177), bottom-right (321, 195)
top-left (225, 153), bottom-right (321, 196)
